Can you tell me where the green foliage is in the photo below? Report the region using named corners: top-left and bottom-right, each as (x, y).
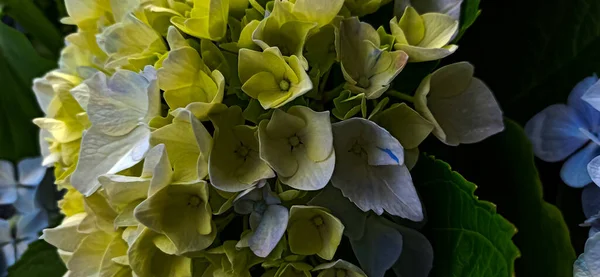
top-left (422, 119), bottom-right (576, 276)
top-left (412, 154), bottom-right (520, 277)
top-left (0, 0), bottom-right (63, 55)
top-left (0, 22), bottom-right (54, 162)
top-left (7, 240), bottom-right (67, 277)
top-left (454, 0), bottom-right (480, 41)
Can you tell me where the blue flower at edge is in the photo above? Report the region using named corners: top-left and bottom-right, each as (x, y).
top-left (525, 75), bottom-right (600, 188)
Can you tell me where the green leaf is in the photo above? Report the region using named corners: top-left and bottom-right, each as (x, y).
top-left (0, 0), bottom-right (63, 55)
top-left (422, 119), bottom-right (576, 276)
top-left (454, 0), bottom-right (480, 41)
top-left (7, 240), bottom-right (67, 276)
top-left (412, 154), bottom-right (520, 276)
top-left (0, 23), bottom-right (55, 162)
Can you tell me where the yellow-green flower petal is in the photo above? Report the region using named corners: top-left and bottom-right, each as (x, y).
top-left (258, 107), bottom-right (334, 190)
top-left (339, 17), bottom-right (408, 99)
top-left (134, 181), bottom-right (216, 254)
top-left (239, 47), bottom-right (312, 109)
top-left (128, 228), bottom-right (193, 277)
top-left (209, 106), bottom-right (275, 192)
top-left (372, 103), bottom-right (434, 149)
top-left (287, 206), bottom-right (344, 260)
top-left (150, 109), bottom-right (212, 183)
top-left (170, 0), bottom-right (229, 40)
top-left (390, 7), bottom-right (458, 62)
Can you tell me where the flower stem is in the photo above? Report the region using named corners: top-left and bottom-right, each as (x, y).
top-left (387, 90), bottom-right (414, 103)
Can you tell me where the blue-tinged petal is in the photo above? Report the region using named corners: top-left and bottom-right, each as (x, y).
top-left (331, 118), bottom-right (423, 221)
top-left (525, 104), bottom-right (589, 162)
top-left (350, 215), bottom-right (403, 277)
top-left (563, 143), bottom-right (600, 188)
top-left (0, 220), bottom-right (11, 245)
top-left (0, 161), bottom-right (16, 205)
top-left (569, 75), bottom-right (600, 132)
top-left (13, 187), bottom-right (38, 214)
top-left (16, 209), bottom-right (48, 240)
top-left (249, 205), bottom-right (288, 258)
top-left (583, 184), bottom-right (600, 218)
top-left (308, 185), bottom-right (368, 240)
top-left (17, 157), bottom-right (46, 187)
top-left (389, 224), bottom-right (433, 277)
top-left (576, 232), bottom-right (600, 276)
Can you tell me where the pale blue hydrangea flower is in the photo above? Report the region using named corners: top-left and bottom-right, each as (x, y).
top-left (574, 231), bottom-right (600, 276)
top-left (526, 75), bottom-right (600, 188)
top-left (234, 184), bottom-right (289, 258)
top-left (581, 184), bottom-right (600, 237)
top-left (0, 158), bottom-right (48, 276)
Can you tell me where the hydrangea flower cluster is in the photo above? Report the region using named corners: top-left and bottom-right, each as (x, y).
top-left (0, 158), bottom-right (49, 275)
top-left (33, 0), bottom-right (504, 276)
top-left (525, 75), bottom-right (600, 276)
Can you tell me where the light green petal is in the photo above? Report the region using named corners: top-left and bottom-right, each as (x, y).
top-left (113, 200), bottom-right (142, 227)
top-left (362, 50), bottom-right (409, 99)
top-left (289, 107), bottom-right (335, 162)
top-left (394, 43), bottom-right (457, 62)
top-left (170, 0), bottom-right (229, 40)
top-left (372, 103), bottom-right (434, 149)
top-left (238, 47), bottom-right (288, 84)
top-left (97, 13), bottom-right (167, 70)
top-left (99, 233), bottom-right (131, 277)
top-left (258, 121), bottom-right (298, 178)
top-left (266, 109), bottom-right (306, 139)
top-left (238, 20), bottom-right (261, 50)
top-left (166, 26), bottom-right (190, 50)
top-left (158, 47), bottom-right (206, 92)
top-left (288, 206), bottom-right (344, 260)
top-left (128, 228), bottom-right (193, 277)
top-left (68, 231), bottom-right (115, 277)
top-left (291, 0), bottom-right (344, 28)
top-left (241, 71), bottom-right (284, 99)
top-left (98, 175), bottom-right (149, 207)
top-left (150, 113), bottom-right (211, 183)
top-left (134, 182), bottom-right (215, 254)
top-left (418, 13), bottom-right (458, 48)
top-left (279, 145), bottom-right (335, 191)
top-left (72, 126), bottom-right (151, 196)
top-left (42, 213), bottom-right (87, 252)
top-left (186, 101), bottom-right (228, 121)
top-left (209, 107), bottom-right (275, 192)
top-left (287, 218), bottom-right (322, 255)
top-left (84, 71), bottom-right (150, 136)
top-left (338, 17), bottom-right (381, 83)
top-left (84, 192), bottom-right (119, 233)
top-left (399, 6), bottom-right (425, 45)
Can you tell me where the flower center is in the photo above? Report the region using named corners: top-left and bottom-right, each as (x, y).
top-left (289, 135), bottom-right (301, 147)
top-left (350, 143), bottom-right (363, 155)
top-left (312, 216), bottom-right (324, 227)
top-left (253, 201), bottom-right (267, 214)
top-left (358, 76), bottom-right (370, 88)
top-left (188, 195), bottom-right (201, 207)
top-left (236, 145), bottom-right (250, 158)
top-left (279, 79), bottom-right (291, 91)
